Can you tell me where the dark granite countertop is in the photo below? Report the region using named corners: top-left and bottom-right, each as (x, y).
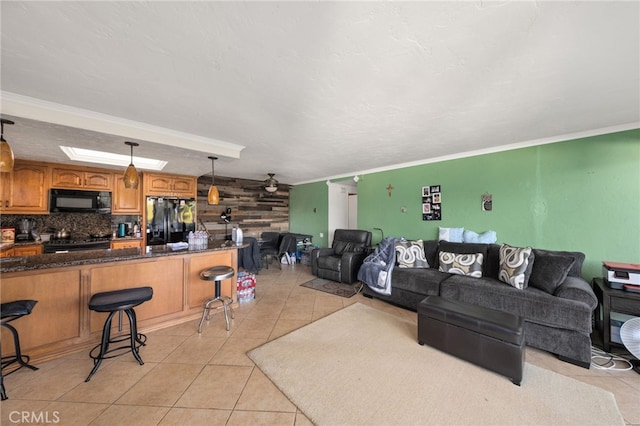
top-left (0, 240), bottom-right (244, 273)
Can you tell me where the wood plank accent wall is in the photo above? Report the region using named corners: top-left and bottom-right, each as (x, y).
top-left (196, 175), bottom-right (290, 240)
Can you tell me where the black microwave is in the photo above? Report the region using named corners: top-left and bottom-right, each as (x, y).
top-left (49, 189), bottom-right (112, 214)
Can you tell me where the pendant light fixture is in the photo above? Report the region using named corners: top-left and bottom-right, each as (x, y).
top-left (0, 118), bottom-right (16, 172)
top-left (207, 156), bottom-right (220, 205)
top-left (264, 173), bottom-right (279, 193)
top-left (123, 141), bottom-right (140, 189)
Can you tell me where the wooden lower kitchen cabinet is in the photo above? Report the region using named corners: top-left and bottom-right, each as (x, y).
top-left (0, 248), bottom-right (238, 363)
top-left (12, 244), bottom-right (44, 256)
top-left (0, 248), bottom-right (15, 258)
top-left (110, 239), bottom-right (143, 250)
top-left (188, 248), bottom-right (235, 309)
top-left (0, 269), bottom-right (83, 354)
top-left (89, 257), bottom-right (185, 334)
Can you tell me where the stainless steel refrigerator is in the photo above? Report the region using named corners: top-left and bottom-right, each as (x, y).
top-left (145, 197), bottom-right (197, 246)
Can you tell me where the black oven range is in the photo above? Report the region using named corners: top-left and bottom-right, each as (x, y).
top-left (43, 238), bottom-right (111, 254)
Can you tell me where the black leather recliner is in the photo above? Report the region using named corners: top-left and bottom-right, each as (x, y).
top-left (311, 229), bottom-right (372, 284)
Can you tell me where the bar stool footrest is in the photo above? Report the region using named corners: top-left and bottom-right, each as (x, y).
top-left (1, 355), bottom-right (39, 375)
top-left (88, 333), bottom-right (147, 363)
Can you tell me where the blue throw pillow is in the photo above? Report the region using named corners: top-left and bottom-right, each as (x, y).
top-left (438, 227), bottom-right (464, 243)
top-left (463, 230), bottom-right (497, 244)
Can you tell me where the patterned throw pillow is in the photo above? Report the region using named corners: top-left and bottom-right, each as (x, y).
top-left (438, 251), bottom-right (483, 277)
top-left (498, 244), bottom-right (534, 290)
top-left (395, 240), bottom-right (429, 268)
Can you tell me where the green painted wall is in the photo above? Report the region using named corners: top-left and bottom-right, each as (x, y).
top-left (290, 180), bottom-right (329, 247)
top-left (290, 129), bottom-right (640, 280)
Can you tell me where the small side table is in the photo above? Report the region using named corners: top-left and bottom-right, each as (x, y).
top-left (592, 277), bottom-right (640, 352)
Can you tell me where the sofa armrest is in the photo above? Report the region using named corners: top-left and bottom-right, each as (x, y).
top-left (553, 276), bottom-right (598, 310)
top-left (311, 247), bottom-right (336, 274)
top-left (340, 251), bottom-right (368, 283)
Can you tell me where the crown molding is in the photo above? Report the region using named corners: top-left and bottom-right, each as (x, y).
top-left (1, 91), bottom-right (245, 159)
top-left (293, 122), bottom-right (640, 185)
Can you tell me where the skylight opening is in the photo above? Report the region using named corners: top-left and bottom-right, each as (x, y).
top-left (60, 146), bottom-right (167, 170)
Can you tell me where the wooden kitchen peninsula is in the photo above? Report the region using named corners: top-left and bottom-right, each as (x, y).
top-left (0, 242), bottom-right (242, 364)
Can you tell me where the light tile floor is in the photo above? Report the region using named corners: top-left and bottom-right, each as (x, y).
top-left (1, 265), bottom-right (639, 425)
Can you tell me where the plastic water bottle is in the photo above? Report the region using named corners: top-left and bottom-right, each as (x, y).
top-left (236, 227), bottom-right (243, 245)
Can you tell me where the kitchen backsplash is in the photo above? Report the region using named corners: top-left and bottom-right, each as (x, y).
top-left (0, 214), bottom-right (139, 239)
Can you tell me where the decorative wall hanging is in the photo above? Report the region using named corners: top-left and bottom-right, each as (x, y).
top-left (422, 185), bottom-right (442, 221)
top-left (482, 193), bottom-right (493, 211)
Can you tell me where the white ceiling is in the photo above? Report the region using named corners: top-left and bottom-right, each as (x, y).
top-left (1, 1), bottom-right (638, 185)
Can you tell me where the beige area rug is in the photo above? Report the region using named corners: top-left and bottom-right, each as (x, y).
top-left (248, 303), bottom-right (624, 426)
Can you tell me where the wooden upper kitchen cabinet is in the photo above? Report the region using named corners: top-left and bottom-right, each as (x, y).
top-left (143, 172), bottom-right (196, 198)
top-left (51, 166), bottom-right (112, 191)
top-left (0, 160), bottom-right (50, 214)
top-left (113, 173), bottom-right (142, 215)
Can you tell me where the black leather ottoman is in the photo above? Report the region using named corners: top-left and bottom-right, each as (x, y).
top-left (418, 296), bottom-right (525, 385)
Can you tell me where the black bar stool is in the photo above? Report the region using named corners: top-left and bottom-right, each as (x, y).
top-left (85, 286), bottom-right (153, 382)
top-left (198, 266), bottom-right (235, 333)
top-left (1, 300), bottom-right (39, 400)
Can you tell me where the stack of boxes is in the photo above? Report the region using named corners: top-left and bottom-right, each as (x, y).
top-left (237, 271), bottom-right (256, 303)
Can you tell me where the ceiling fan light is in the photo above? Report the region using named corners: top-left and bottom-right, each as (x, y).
top-left (264, 173), bottom-right (279, 192)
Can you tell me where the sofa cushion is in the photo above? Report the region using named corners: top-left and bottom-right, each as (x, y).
top-left (422, 240), bottom-right (440, 268)
top-left (498, 244), bottom-right (534, 290)
top-left (553, 276), bottom-right (598, 309)
top-left (392, 268), bottom-right (449, 296)
top-left (484, 244), bottom-right (502, 280)
top-left (395, 240), bottom-right (429, 268)
top-left (439, 251), bottom-right (483, 278)
top-left (532, 249), bottom-right (585, 277)
top-left (439, 275), bottom-right (593, 334)
top-left (439, 227), bottom-right (464, 242)
top-left (529, 254), bottom-right (575, 294)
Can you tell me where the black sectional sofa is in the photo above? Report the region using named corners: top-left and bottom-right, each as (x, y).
top-left (361, 240), bottom-right (597, 368)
